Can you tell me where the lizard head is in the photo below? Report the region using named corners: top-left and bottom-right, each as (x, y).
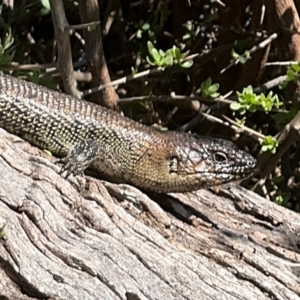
top-left (168, 135), bottom-right (257, 192)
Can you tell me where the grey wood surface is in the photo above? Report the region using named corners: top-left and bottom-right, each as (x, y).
top-left (0, 128), bottom-right (299, 300)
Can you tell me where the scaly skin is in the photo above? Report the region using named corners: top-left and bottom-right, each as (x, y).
top-left (0, 73), bottom-right (257, 192)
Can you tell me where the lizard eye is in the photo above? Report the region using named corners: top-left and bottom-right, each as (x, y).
top-left (213, 152), bottom-right (228, 163)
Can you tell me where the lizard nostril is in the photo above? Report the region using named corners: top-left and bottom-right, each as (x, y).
top-left (246, 157), bottom-right (256, 169)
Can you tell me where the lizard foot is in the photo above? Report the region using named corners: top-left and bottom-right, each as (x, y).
top-left (58, 139), bottom-right (100, 179)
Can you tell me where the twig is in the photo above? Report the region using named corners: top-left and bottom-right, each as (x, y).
top-left (212, 0), bottom-right (225, 7)
top-left (102, 0), bottom-right (119, 36)
top-left (65, 21), bottom-right (101, 31)
top-left (253, 75), bottom-right (287, 93)
top-left (49, 0), bottom-right (81, 98)
top-left (259, 4), bottom-right (265, 26)
top-left (221, 32), bottom-right (278, 74)
top-left (82, 67), bottom-right (164, 97)
top-left (71, 30), bottom-right (85, 46)
top-left (256, 111), bottom-right (300, 185)
top-left (0, 62), bottom-right (56, 70)
top-left (266, 61), bottom-right (299, 66)
top-left (179, 111), bottom-right (263, 140)
top-left (221, 115), bottom-right (265, 140)
top-left (118, 94), bottom-right (233, 105)
top-left (212, 25), bottom-right (269, 38)
top-left (82, 53), bottom-right (199, 97)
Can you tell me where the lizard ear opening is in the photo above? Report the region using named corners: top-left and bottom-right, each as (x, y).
top-left (169, 155), bottom-right (178, 173)
top-left (213, 151), bottom-right (228, 163)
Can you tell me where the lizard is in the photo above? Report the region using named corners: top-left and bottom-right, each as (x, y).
top-left (0, 73), bottom-right (257, 193)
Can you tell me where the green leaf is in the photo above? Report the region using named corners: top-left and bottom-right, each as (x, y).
top-left (230, 102), bottom-right (241, 111)
top-left (280, 62), bottom-right (300, 89)
top-left (87, 24), bottom-right (97, 32)
top-left (206, 12), bottom-right (219, 21)
top-left (200, 78), bottom-right (220, 98)
top-left (240, 51), bottom-right (251, 64)
top-left (182, 33), bottom-right (191, 41)
top-left (272, 175), bottom-right (284, 184)
top-left (146, 41), bottom-right (194, 69)
top-left (231, 49), bottom-right (239, 60)
top-left (243, 85), bottom-right (253, 94)
top-left (146, 56), bottom-right (156, 66)
top-left (3, 35), bottom-right (14, 51)
top-left (147, 41), bottom-right (155, 56)
top-left (272, 106), bottom-right (296, 127)
top-left (161, 55), bottom-right (173, 66)
top-left (272, 112), bottom-right (289, 125)
top-left (40, 0), bottom-right (51, 15)
top-left (158, 49), bottom-right (165, 57)
top-left (234, 85), bottom-right (281, 114)
top-left (201, 77), bottom-right (212, 91)
top-left (260, 136), bottom-right (278, 154)
top-left (165, 49), bottom-right (173, 57)
top-left (151, 48), bottom-right (160, 63)
top-left (41, 0), bottom-right (50, 10)
top-left (261, 145), bottom-right (270, 152)
top-left (182, 50), bottom-right (190, 58)
top-left (180, 60), bottom-right (193, 68)
top-left (141, 23), bottom-right (150, 31)
top-left (136, 29), bottom-right (143, 39)
top-left (0, 53), bottom-right (12, 64)
top-left (207, 83), bottom-right (219, 93)
top-left (173, 46), bottom-right (181, 60)
top-left (235, 117), bottom-right (246, 125)
top-left (148, 30), bottom-right (155, 38)
top-left (131, 67), bottom-right (137, 75)
top-left (210, 92), bottom-right (220, 98)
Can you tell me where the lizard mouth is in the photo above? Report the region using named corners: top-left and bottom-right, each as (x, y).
top-left (200, 169), bottom-right (254, 181)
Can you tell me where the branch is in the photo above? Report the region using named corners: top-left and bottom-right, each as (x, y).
top-left (0, 128), bottom-right (300, 300)
top-left (49, 0), bottom-right (81, 98)
top-left (82, 53), bottom-right (199, 97)
top-left (221, 33), bottom-right (278, 74)
top-left (79, 0), bottom-right (119, 110)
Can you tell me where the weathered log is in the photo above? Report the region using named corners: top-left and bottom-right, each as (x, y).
top-left (0, 128), bottom-right (299, 300)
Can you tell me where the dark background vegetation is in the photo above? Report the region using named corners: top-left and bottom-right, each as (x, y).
top-left (1, 0), bottom-right (300, 210)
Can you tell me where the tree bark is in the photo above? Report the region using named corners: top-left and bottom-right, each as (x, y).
top-left (266, 0), bottom-right (300, 100)
top-left (49, 0), bottom-right (81, 99)
top-left (79, 0), bottom-right (119, 111)
top-left (0, 128), bottom-right (299, 300)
